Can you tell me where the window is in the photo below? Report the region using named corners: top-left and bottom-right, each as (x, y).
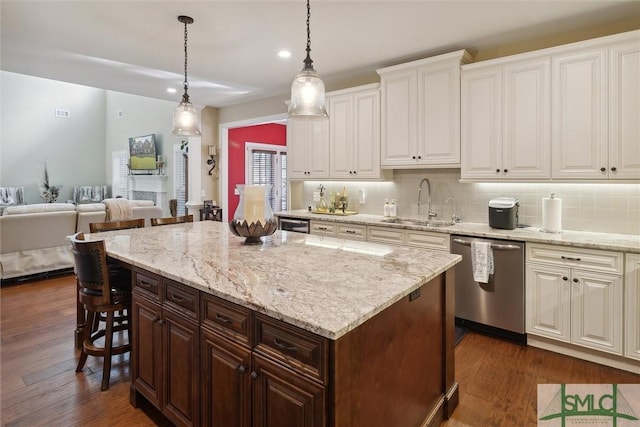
top-left (173, 145), bottom-right (188, 216)
top-left (112, 150), bottom-right (129, 198)
top-left (246, 143), bottom-right (287, 213)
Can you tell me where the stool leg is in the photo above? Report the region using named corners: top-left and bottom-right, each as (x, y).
top-left (76, 310), bottom-right (93, 372)
top-left (101, 311), bottom-right (115, 391)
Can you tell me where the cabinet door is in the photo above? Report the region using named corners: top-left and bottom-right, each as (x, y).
top-left (287, 120), bottom-right (329, 179)
top-left (625, 254), bottom-right (640, 361)
top-left (552, 47), bottom-right (608, 179)
top-left (418, 62), bottom-right (461, 165)
top-left (571, 270), bottom-right (623, 355)
top-left (201, 328), bottom-right (252, 427)
top-left (252, 353), bottom-right (325, 427)
top-left (609, 41), bottom-right (640, 179)
top-left (352, 89), bottom-right (380, 178)
top-left (328, 93), bottom-right (353, 179)
top-left (163, 309), bottom-right (200, 426)
top-left (380, 69), bottom-right (417, 166)
top-left (132, 294), bottom-right (163, 408)
top-left (502, 58), bottom-right (551, 179)
top-left (461, 66), bottom-right (502, 179)
top-left (526, 264), bottom-right (571, 342)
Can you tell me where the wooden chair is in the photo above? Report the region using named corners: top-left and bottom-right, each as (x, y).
top-left (71, 232), bottom-right (131, 391)
top-left (89, 218), bottom-right (145, 233)
top-left (150, 214), bottom-right (193, 226)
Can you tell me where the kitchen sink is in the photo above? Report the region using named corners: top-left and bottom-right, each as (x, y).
top-left (380, 218), bottom-right (455, 227)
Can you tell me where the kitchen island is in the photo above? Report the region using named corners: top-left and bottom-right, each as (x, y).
top-left (95, 221), bottom-right (461, 427)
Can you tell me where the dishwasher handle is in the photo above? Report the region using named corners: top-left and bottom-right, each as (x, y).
top-left (452, 238), bottom-right (521, 251)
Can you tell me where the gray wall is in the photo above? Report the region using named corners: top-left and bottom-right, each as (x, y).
top-left (1, 71), bottom-right (106, 203)
top-left (0, 71), bottom-right (189, 205)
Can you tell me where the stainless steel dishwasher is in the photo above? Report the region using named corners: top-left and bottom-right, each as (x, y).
top-left (450, 235), bottom-right (526, 343)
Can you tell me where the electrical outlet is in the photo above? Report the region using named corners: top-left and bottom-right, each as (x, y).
top-left (55, 109), bottom-right (70, 118)
top-left (234, 188), bottom-right (240, 196)
top-left (201, 189), bottom-right (205, 198)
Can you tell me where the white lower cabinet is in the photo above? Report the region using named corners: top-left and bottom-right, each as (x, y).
top-left (625, 253), bottom-right (640, 361)
top-left (526, 243), bottom-right (623, 355)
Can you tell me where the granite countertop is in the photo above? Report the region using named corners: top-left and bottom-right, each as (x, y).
top-left (276, 210), bottom-right (640, 254)
top-left (93, 221), bottom-right (461, 340)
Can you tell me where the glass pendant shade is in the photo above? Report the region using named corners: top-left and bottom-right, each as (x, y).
top-left (171, 96), bottom-right (201, 136)
top-left (288, 67), bottom-right (328, 119)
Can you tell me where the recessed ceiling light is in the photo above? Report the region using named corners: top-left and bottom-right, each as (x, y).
top-left (278, 50), bottom-right (292, 59)
top-left (166, 87), bottom-right (177, 94)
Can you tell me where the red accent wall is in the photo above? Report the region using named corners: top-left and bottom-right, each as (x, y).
top-left (228, 123), bottom-right (286, 218)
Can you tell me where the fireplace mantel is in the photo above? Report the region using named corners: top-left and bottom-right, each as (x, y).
top-left (127, 175), bottom-right (168, 216)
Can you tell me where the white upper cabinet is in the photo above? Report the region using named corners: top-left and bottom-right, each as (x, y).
top-left (461, 30), bottom-right (639, 182)
top-left (328, 84), bottom-right (381, 180)
top-left (378, 50), bottom-right (471, 169)
top-left (287, 119), bottom-right (329, 179)
top-left (462, 57), bottom-right (551, 180)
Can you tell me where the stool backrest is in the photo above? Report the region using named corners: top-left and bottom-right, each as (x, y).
top-left (71, 232), bottom-right (112, 305)
top-left (150, 214), bottom-right (193, 226)
top-left (89, 218), bottom-right (145, 233)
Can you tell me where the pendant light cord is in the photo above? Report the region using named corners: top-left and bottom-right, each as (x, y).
top-left (183, 20), bottom-right (189, 90)
top-left (303, 0), bottom-right (314, 70)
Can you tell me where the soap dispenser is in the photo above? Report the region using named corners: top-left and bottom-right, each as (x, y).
top-left (389, 199), bottom-right (397, 218)
top-left (384, 199), bottom-right (390, 217)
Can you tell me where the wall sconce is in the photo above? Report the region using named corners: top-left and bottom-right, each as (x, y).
top-left (207, 145), bottom-right (217, 175)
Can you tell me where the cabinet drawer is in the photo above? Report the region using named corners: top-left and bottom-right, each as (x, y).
top-left (406, 230), bottom-right (450, 251)
top-left (133, 270), bottom-right (161, 300)
top-left (201, 294), bottom-right (252, 347)
top-left (311, 220), bottom-right (336, 236)
top-left (367, 226), bottom-right (405, 245)
top-left (527, 243), bottom-right (623, 274)
top-left (255, 314), bottom-right (327, 384)
top-left (337, 224), bottom-right (366, 241)
top-left (164, 279), bottom-right (199, 320)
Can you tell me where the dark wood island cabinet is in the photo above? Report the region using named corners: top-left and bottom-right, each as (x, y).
top-left (96, 222), bottom-right (460, 427)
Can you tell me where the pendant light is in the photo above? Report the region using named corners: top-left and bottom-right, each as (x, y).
top-left (171, 15), bottom-right (201, 136)
top-left (288, 0), bottom-right (328, 119)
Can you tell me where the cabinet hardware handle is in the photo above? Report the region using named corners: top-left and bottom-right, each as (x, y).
top-left (238, 365), bottom-right (246, 374)
top-left (573, 278), bottom-right (579, 283)
top-left (273, 337), bottom-right (298, 353)
top-left (562, 276), bottom-right (568, 281)
top-left (251, 371), bottom-right (258, 379)
top-left (412, 156), bottom-right (416, 160)
top-left (345, 230), bottom-right (356, 234)
top-left (503, 169), bottom-right (508, 173)
top-left (215, 313), bottom-right (233, 324)
top-left (417, 156), bottom-right (422, 160)
top-left (139, 281), bottom-right (152, 289)
top-left (611, 167), bottom-right (617, 172)
top-left (170, 294), bottom-right (185, 302)
top-left (561, 256), bottom-right (581, 262)
top-left (319, 227), bottom-right (327, 231)
top-left (600, 167), bottom-right (606, 172)
top-left (157, 319), bottom-right (165, 325)
top-left (496, 169), bottom-right (500, 173)
top-left (353, 170), bottom-right (357, 174)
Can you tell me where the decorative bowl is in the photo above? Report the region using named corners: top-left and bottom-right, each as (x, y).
top-left (229, 219), bottom-right (278, 245)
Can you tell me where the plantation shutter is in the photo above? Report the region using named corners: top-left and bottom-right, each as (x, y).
top-left (173, 146), bottom-right (188, 216)
top-left (251, 149), bottom-right (277, 212)
top-left (111, 150), bottom-right (129, 198)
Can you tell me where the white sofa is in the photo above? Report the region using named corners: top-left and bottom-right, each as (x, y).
top-left (0, 203), bottom-right (77, 280)
top-left (0, 200), bottom-right (163, 280)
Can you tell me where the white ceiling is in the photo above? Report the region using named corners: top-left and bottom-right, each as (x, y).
top-left (2, 1), bottom-right (639, 109)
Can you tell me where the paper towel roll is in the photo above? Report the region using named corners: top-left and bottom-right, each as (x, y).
top-left (542, 195), bottom-right (562, 233)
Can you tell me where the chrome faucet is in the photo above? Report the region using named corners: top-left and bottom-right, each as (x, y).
top-left (417, 178), bottom-right (437, 218)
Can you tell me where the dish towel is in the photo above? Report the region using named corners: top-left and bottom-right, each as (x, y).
top-left (471, 241), bottom-right (494, 283)
top-left (103, 198), bottom-right (132, 222)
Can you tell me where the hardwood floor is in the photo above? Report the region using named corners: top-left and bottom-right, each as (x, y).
top-left (1, 274), bottom-right (638, 426)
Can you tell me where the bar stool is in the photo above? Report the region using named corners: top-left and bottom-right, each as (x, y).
top-left (71, 232), bottom-right (131, 391)
top-left (150, 214), bottom-right (193, 226)
top-left (89, 218), bottom-right (145, 233)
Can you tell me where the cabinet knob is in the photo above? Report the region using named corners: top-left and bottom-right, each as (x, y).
top-left (496, 169), bottom-right (500, 173)
top-left (353, 170), bottom-right (357, 174)
top-left (600, 167), bottom-right (606, 172)
top-left (417, 156), bottom-right (422, 160)
top-left (503, 169), bottom-right (508, 173)
top-left (573, 278), bottom-right (579, 283)
top-left (238, 365), bottom-right (246, 374)
top-left (611, 167), bottom-right (617, 172)
top-left (157, 319), bottom-right (164, 325)
top-left (251, 371), bottom-right (258, 379)
top-left (562, 276), bottom-right (568, 281)
top-left (412, 156), bottom-right (416, 160)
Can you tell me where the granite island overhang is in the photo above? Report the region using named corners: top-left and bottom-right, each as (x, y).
top-left (88, 221), bottom-right (462, 427)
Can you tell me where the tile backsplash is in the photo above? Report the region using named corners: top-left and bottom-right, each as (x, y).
top-left (299, 169), bottom-right (640, 235)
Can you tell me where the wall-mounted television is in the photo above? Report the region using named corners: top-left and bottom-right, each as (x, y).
top-left (129, 134), bottom-right (157, 170)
